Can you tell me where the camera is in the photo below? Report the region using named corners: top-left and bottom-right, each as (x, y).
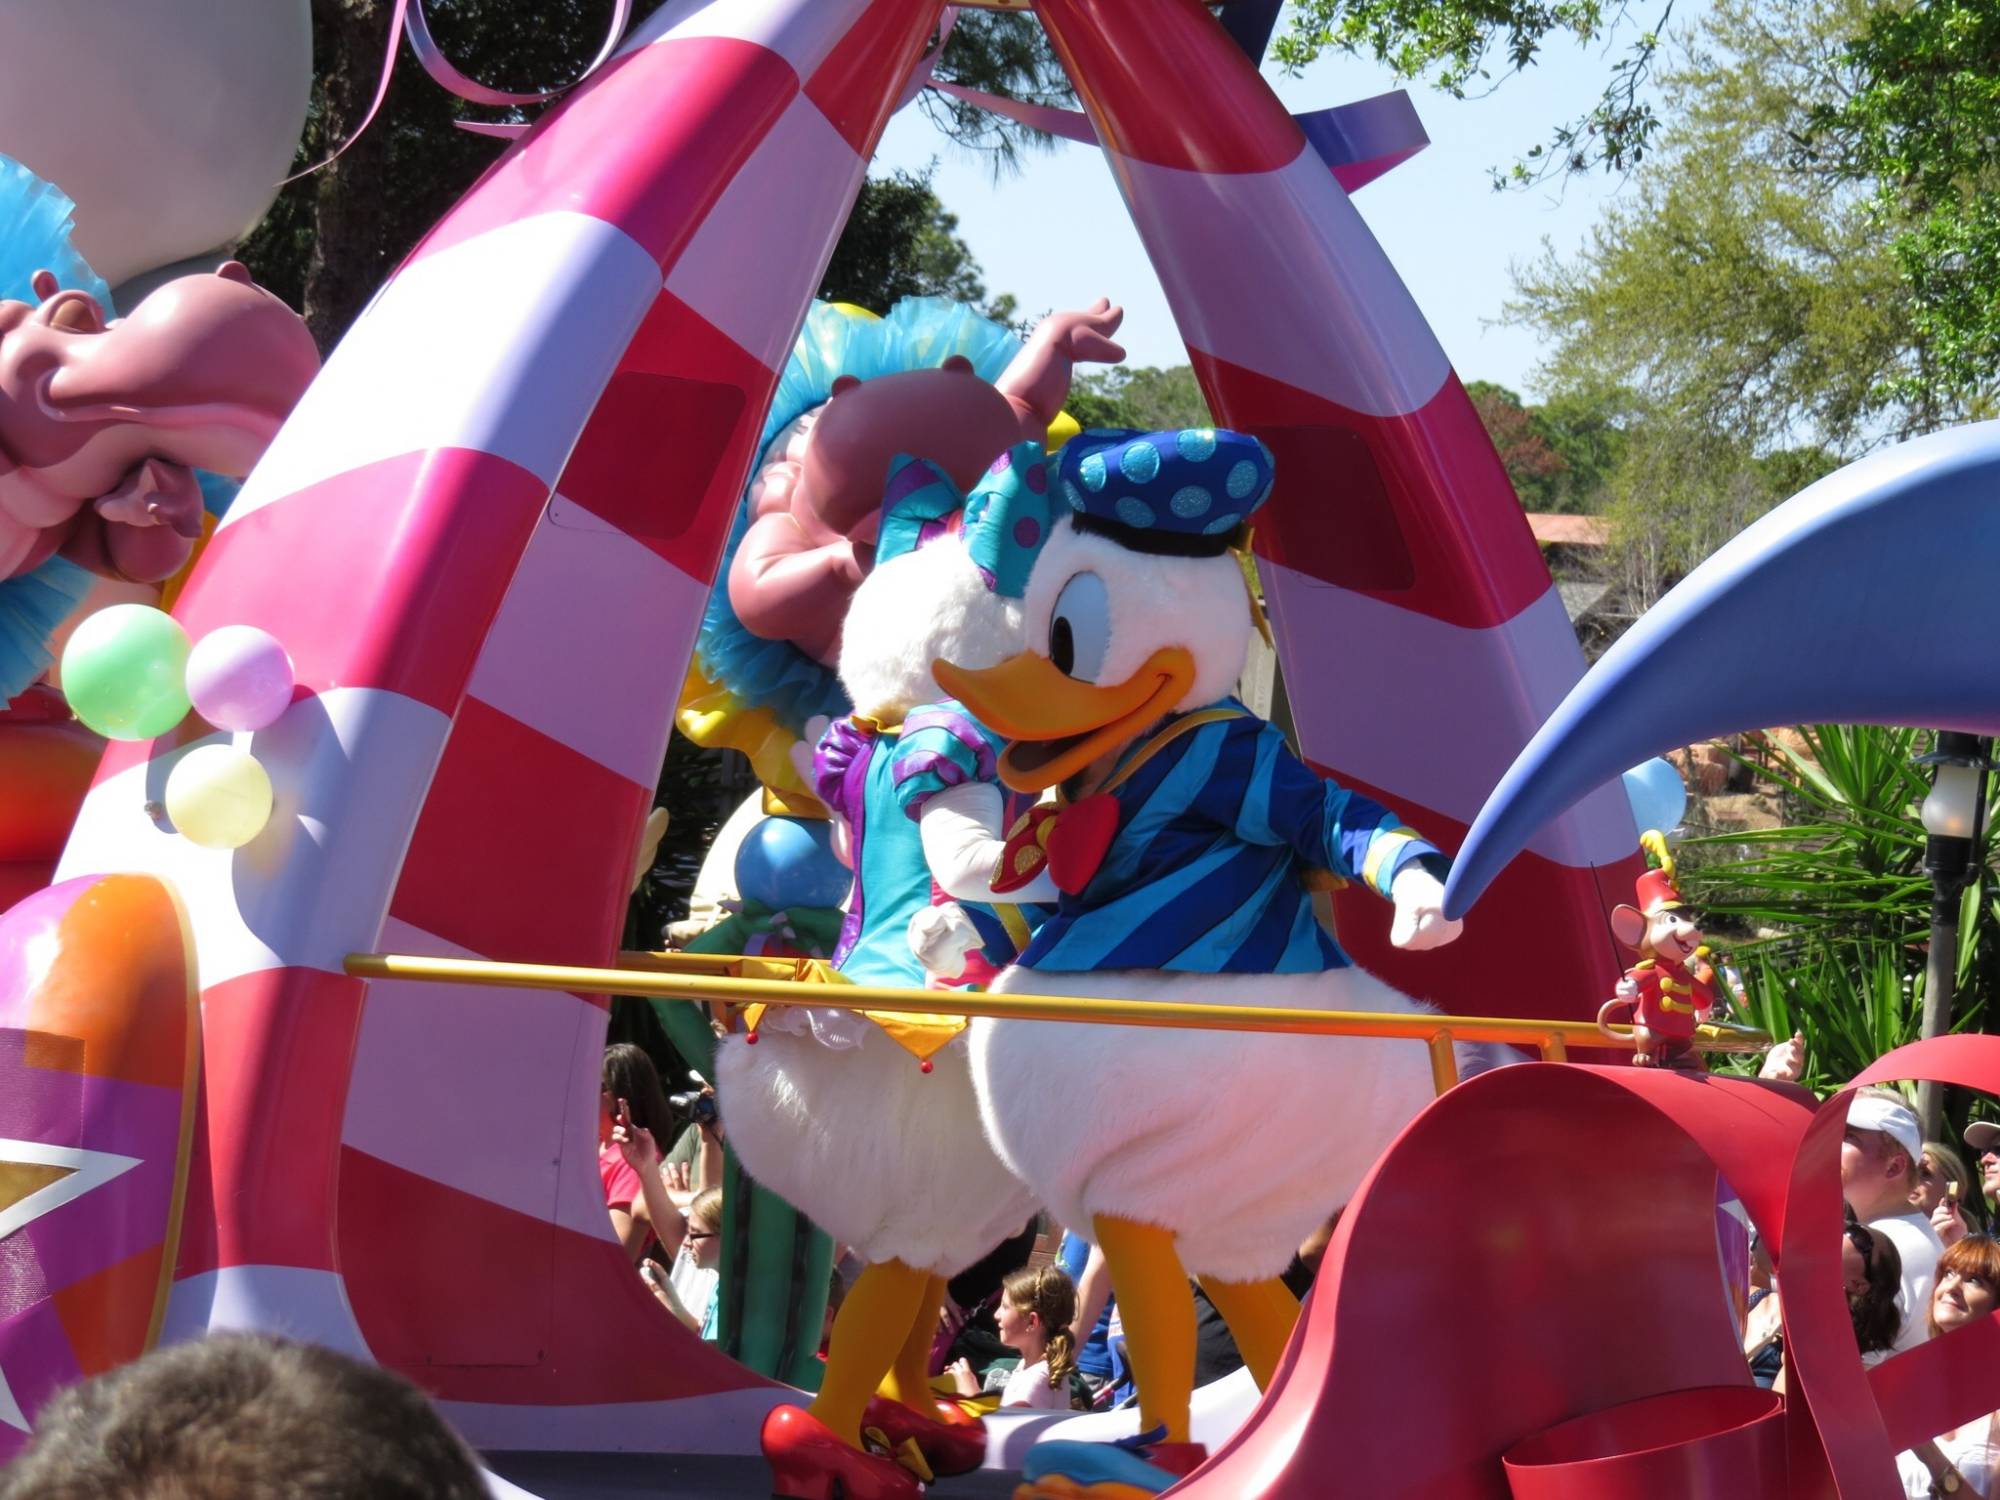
top-left (669, 1090), bottom-right (718, 1128)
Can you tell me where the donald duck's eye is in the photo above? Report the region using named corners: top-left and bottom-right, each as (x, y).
top-left (1049, 571), bottom-right (1109, 682)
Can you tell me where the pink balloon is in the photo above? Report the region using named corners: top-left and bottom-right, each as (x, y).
top-left (185, 625), bottom-right (295, 731)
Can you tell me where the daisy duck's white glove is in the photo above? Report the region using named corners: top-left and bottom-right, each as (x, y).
top-left (1389, 864), bottom-right (1463, 951)
top-left (909, 903), bottom-right (983, 982)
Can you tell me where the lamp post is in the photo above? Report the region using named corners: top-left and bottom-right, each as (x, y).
top-left (1915, 730), bottom-right (1992, 1140)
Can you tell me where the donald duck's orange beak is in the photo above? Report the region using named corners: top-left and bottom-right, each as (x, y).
top-left (933, 646), bottom-right (1194, 793)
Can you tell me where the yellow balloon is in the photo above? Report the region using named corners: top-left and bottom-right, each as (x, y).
top-left (164, 745), bottom-right (273, 850)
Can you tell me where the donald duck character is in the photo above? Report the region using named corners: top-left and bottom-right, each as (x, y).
top-left (933, 427), bottom-right (1466, 1497)
top-left (721, 443), bottom-right (1061, 1500)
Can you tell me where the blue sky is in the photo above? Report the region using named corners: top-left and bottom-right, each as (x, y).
top-left (871, 17), bottom-right (1649, 400)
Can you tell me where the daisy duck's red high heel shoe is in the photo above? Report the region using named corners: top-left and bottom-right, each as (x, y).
top-left (862, 1393), bottom-right (988, 1476)
top-left (761, 1403), bottom-right (924, 1500)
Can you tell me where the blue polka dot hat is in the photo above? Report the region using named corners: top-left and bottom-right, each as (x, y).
top-left (1055, 426), bottom-right (1274, 556)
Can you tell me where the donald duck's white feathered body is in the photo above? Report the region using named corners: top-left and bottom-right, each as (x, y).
top-left (935, 427), bottom-right (1466, 1483)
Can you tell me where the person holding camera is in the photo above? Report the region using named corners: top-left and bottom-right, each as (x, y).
top-left (601, 1044), bottom-right (687, 1263)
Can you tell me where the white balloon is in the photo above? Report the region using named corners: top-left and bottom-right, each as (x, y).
top-left (0, 2), bottom-right (311, 288)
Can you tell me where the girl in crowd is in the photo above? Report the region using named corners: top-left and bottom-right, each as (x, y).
top-left (1918, 1141), bottom-right (1980, 1247)
top-left (599, 1044), bottom-right (684, 1263)
top-left (1845, 1218), bottom-right (1905, 1367)
top-left (953, 1264), bottom-right (1081, 1411)
top-left (653, 1186), bottom-right (724, 1338)
top-left (1902, 1236), bottom-right (2000, 1498)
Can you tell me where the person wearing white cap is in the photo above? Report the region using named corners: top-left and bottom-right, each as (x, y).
top-left (1846, 1087), bottom-right (1947, 1354)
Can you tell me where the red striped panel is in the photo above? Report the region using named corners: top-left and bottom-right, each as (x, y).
top-left (176, 968), bottom-right (365, 1277)
top-left (411, 37), bottom-right (799, 269)
top-left (556, 289), bottom-right (776, 585)
top-left (1192, 349), bottom-right (1553, 630)
top-left (801, 0), bottom-right (945, 152)
top-left (1319, 761), bottom-right (1645, 1025)
top-left (390, 697), bottom-right (653, 980)
top-left (173, 450), bottom-right (551, 713)
top-left (339, 1147), bottom-right (768, 1403)
top-left (1036, 0), bottom-right (1301, 174)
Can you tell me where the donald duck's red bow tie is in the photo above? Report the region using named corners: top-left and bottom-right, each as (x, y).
top-left (992, 795), bottom-right (1120, 896)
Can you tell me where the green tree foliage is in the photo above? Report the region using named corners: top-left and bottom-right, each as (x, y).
top-left (1273, 0), bottom-right (1677, 182)
top-left (1067, 365), bottom-right (1214, 431)
top-left (1503, 0), bottom-right (1930, 604)
top-left (1803, 0), bottom-right (2000, 414)
top-left (1688, 726), bottom-right (1999, 1099)
top-left (819, 168), bottom-right (1014, 322)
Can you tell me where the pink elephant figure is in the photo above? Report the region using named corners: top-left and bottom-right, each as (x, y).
top-left (728, 299), bottom-right (1124, 666)
top-left (0, 261), bottom-right (321, 583)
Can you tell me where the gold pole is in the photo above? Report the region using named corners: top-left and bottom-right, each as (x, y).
top-left (1541, 1033), bottom-right (1568, 1064)
top-left (1427, 1030), bottom-right (1459, 1096)
top-left (345, 950), bottom-right (1770, 1054)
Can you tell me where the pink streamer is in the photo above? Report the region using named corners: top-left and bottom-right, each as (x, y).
top-left (283, 0), bottom-right (632, 184)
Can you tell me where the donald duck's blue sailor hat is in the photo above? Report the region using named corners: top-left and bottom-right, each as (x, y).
top-left (1055, 426), bottom-right (1274, 557)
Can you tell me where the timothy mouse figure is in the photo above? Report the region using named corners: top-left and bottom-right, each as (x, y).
top-left (935, 427), bottom-right (1468, 1498)
top-left (1598, 830), bottom-right (1736, 1069)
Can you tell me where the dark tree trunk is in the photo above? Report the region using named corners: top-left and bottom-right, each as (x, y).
top-left (304, 0), bottom-right (398, 350)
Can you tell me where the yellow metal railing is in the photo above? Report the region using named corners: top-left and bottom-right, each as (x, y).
top-left (343, 948), bottom-right (1771, 1096)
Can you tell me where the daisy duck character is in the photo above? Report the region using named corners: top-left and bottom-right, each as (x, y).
top-left (933, 427), bottom-right (1468, 1499)
top-left (1598, 830), bottom-right (1740, 1069)
top-left (721, 444), bottom-right (1063, 1500)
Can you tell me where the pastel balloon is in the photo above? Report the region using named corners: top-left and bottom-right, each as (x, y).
top-left (186, 625), bottom-right (295, 731)
top-left (1622, 757), bottom-right (1688, 835)
top-left (59, 604), bottom-right (191, 740)
top-left (164, 744), bottom-right (273, 849)
top-left (735, 816), bottom-right (850, 912)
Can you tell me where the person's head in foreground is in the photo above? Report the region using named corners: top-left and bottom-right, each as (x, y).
top-left (0, 1333), bottom-right (487, 1500)
top-left (1926, 1235), bottom-right (2000, 1339)
top-left (1841, 1088), bottom-right (1924, 1221)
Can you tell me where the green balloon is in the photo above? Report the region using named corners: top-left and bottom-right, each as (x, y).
top-left (61, 604), bottom-right (193, 741)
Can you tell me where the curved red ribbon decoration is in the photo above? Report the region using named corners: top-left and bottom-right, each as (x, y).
top-left (1163, 1038), bottom-right (2000, 1498)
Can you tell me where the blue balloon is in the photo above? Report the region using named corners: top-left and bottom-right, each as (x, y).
top-left (734, 816), bottom-right (851, 912)
top-left (1622, 757), bottom-right (1688, 836)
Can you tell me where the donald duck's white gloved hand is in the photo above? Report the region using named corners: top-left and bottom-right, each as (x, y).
top-left (1389, 865), bottom-right (1463, 951)
top-left (909, 903), bottom-right (982, 982)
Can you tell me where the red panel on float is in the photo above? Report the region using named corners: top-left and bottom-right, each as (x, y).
top-left (803, 0), bottom-right (947, 154)
top-left (1034, 0), bottom-right (1301, 174)
top-left (178, 967), bottom-right (365, 1276)
top-left (170, 450), bottom-right (551, 714)
top-left (1194, 349), bottom-right (1551, 631)
top-left (411, 38), bottom-right (800, 269)
top-left (1321, 763), bottom-right (1643, 1026)
top-left (557, 289), bottom-right (773, 588)
top-left (340, 1147), bottom-right (770, 1403)
top-left (391, 697), bottom-right (652, 980)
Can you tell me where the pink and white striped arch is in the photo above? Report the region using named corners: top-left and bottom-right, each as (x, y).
top-left (56, 0), bottom-right (944, 1458)
top-left (50, 0), bottom-right (1638, 1474)
top-left (1036, 0), bottom-right (1644, 1018)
